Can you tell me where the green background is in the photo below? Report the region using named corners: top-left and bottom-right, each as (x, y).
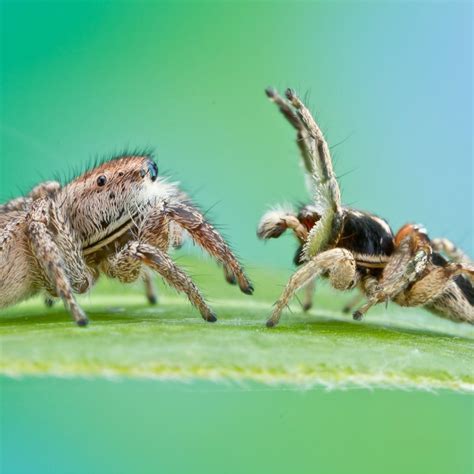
top-left (1, 1), bottom-right (473, 473)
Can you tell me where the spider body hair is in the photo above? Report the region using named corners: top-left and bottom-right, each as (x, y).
top-left (1, 153), bottom-right (253, 325)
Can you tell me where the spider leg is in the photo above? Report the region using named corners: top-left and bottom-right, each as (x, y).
top-left (0, 181), bottom-right (61, 214)
top-left (266, 88), bottom-right (343, 259)
top-left (265, 88), bottom-right (342, 214)
top-left (103, 234), bottom-right (217, 321)
top-left (257, 206), bottom-right (308, 241)
top-left (352, 224), bottom-right (432, 320)
top-left (266, 248), bottom-right (356, 327)
top-left (371, 258), bottom-right (474, 324)
top-left (123, 242), bottom-right (217, 322)
top-left (223, 264), bottom-right (237, 285)
top-left (162, 185), bottom-right (238, 286)
top-left (345, 276), bottom-right (379, 317)
top-left (28, 200), bottom-right (90, 326)
top-left (28, 181), bottom-right (61, 200)
top-left (143, 271), bottom-right (158, 305)
top-left (284, 88), bottom-right (341, 214)
top-left (0, 197), bottom-right (33, 214)
top-left (342, 293), bottom-right (364, 314)
top-left (422, 271), bottom-right (474, 324)
top-left (168, 221), bottom-right (186, 249)
top-left (431, 238), bottom-right (472, 264)
top-left (164, 201), bottom-right (253, 295)
top-left (44, 296), bottom-right (56, 308)
top-left (265, 87), bottom-right (314, 175)
top-left (141, 201), bottom-right (251, 293)
top-left (302, 279), bottom-right (316, 312)
top-left (399, 263), bottom-right (473, 304)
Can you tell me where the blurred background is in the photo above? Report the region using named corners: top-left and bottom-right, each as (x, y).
top-left (1, 0), bottom-right (472, 268)
top-left (1, 1), bottom-right (472, 473)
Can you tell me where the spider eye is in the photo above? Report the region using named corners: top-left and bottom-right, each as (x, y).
top-left (97, 175), bottom-right (107, 186)
top-left (148, 160), bottom-right (158, 182)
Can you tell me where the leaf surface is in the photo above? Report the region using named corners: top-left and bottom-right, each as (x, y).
top-left (1, 256), bottom-right (472, 391)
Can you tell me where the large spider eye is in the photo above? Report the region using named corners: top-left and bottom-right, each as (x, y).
top-left (97, 175), bottom-right (107, 186)
top-left (148, 160), bottom-right (158, 182)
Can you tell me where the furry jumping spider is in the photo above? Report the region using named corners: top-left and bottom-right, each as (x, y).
top-left (0, 154), bottom-right (253, 326)
top-left (258, 87), bottom-right (474, 327)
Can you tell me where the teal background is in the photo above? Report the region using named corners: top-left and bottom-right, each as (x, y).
top-left (1, 1), bottom-right (473, 473)
top-left (1, 0), bottom-right (472, 266)
top-left (2, 378), bottom-right (473, 474)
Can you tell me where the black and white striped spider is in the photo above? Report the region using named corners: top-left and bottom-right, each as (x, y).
top-left (258, 87), bottom-right (473, 327)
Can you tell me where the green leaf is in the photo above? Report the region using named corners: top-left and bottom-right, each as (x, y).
top-left (1, 255), bottom-right (473, 391)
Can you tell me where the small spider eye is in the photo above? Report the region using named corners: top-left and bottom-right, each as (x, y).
top-left (148, 160), bottom-right (158, 182)
top-left (97, 175), bottom-right (107, 186)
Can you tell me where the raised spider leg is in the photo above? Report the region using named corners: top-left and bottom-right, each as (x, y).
top-left (28, 203), bottom-right (89, 326)
top-left (284, 88), bottom-right (341, 214)
top-left (266, 88), bottom-right (344, 261)
top-left (267, 248), bottom-right (356, 327)
top-left (119, 242), bottom-right (217, 322)
top-left (164, 201), bottom-right (253, 295)
top-left (265, 87), bottom-right (314, 175)
top-left (266, 88), bottom-right (342, 215)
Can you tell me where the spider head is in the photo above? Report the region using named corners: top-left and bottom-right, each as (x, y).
top-left (61, 154), bottom-right (173, 249)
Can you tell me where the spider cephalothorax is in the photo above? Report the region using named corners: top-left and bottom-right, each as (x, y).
top-left (258, 87), bottom-right (473, 327)
top-left (0, 153), bottom-right (253, 325)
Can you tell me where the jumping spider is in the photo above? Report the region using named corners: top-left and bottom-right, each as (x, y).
top-left (258, 87), bottom-right (474, 327)
top-left (0, 154), bottom-right (253, 326)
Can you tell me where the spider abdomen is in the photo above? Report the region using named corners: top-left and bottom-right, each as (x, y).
top-left (335, 210), bottom-right (394, 269)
